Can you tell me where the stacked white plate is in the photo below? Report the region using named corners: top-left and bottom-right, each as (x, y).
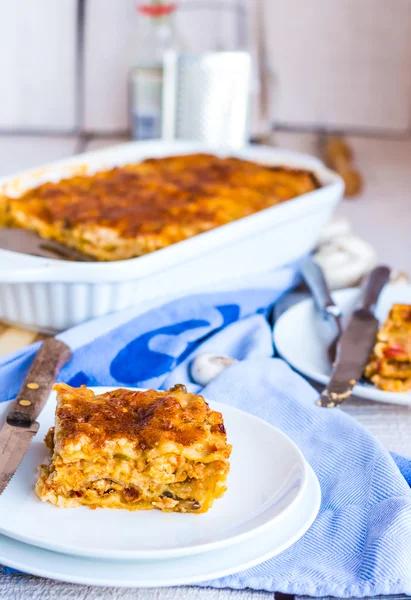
top-left (0, 388), bottom-right (321, 587)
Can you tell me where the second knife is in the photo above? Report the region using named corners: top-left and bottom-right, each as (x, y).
top-left (317, 265), bottom-right (391, 408)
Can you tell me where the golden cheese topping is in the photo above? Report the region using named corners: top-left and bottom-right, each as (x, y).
top-left (3, 154), bottom-right (319, 261)
top-left (53, 382), bottom-right (229, 460)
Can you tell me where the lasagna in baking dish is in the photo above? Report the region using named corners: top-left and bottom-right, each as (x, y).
top-left (36, 383), bottom-right (231, 512)
top-left (2, 153), bottom-right (319, 261)
top-left (364, 304), bottom-right (411, 392)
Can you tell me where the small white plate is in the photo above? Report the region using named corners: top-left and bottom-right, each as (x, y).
top-left (0, 387), bottom-right (308, 560)
top-left (0, 464), bottom-right (321, 588)
top-left (274, 283), bottom-right (411, 406)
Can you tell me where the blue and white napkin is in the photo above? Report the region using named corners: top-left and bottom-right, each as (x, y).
top-left (0, 263), bottom-right (411, 597)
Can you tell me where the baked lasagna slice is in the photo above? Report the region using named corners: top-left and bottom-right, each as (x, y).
top-left (364, 304), bottom-right (411, 392)
top-left (36, 383), bottom-right (231, 513)
top-left (2, 154), bottom-right (319, 261)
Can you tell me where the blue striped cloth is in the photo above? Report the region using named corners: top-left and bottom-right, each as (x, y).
top-left (0, 264), bottom-right (410, 596)
top-left (201, 360), bottom-right (411, 597)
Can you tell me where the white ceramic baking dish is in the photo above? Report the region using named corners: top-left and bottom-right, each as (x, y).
top-left (0, 141), bottom-right (344, 332)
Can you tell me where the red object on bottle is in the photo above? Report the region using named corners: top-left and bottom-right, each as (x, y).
top-left (138, 3), bottom-right (177, 17)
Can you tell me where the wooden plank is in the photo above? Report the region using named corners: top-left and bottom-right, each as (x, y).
top-left (0, 0), bottom-right (77, 131)
top-left (84, 0), bottom-right (136, 132)
top-left (0, 326), bottom-right (38, 355)
top-left (262, 0), bottom-right (411, 132)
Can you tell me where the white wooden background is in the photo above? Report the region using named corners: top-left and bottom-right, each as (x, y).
top-left (1, 0), bottom-right (411, 134)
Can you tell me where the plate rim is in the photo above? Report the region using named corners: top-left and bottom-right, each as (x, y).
top-left (0, 464), bottom-right (321, 587)
top-left (273, 286), bottom-right (411, 406)
top-left (0, 387), bottom-right (308, 560)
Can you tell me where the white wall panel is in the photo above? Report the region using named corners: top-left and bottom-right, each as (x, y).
top-left (262, 0), bottom-right (411, 132)
top-left (2, 0), bottom-right (408, 134)
top-left (0, 0), bottom-right (77, 130)
top-left (84, 0), bottom-right (136, 132)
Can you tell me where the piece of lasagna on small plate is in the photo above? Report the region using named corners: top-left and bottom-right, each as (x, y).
top-left (36, 383), bottom-right (231, 513)
top-left (364, 304), bottom-right (411, 392)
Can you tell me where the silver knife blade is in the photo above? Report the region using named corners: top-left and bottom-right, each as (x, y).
top-left (0, 421), bottom-right (39, 494)
top-left (318, 308), bottom-right (379, 408)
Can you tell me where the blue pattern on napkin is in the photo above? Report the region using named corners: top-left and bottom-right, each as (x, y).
top-left (0, 263), bottom-right (410, 596)
top-left (391, 453), bottom-right (411, 487)
top-left (0, 268), bottom-right (295, 401)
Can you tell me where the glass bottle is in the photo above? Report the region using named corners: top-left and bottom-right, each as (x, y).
top-left (129, 2), bottom-right (180, 141)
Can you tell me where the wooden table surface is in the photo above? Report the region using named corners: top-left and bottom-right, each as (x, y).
top-left (0, 132), bottom-right (410, 599)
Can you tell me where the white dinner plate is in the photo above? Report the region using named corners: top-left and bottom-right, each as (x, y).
top-left (0, 464), bottom-right (320, 588)
top-left (0, 387), bottom-right (308, 560)
top-left (274, 283), bottom-right (411, 406)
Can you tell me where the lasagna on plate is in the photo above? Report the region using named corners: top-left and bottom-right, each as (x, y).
top-left (1, 153), bottom-right (319, 261)
top-left (364, 304), bottom-right (411, 392)
top-left (36, 383), bottom-right (231, 513)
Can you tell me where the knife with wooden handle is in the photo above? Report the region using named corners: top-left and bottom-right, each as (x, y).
top-left (317, 265), bottom-right (391, 408)
top-left (0, 338), bottom-right (72, 494)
